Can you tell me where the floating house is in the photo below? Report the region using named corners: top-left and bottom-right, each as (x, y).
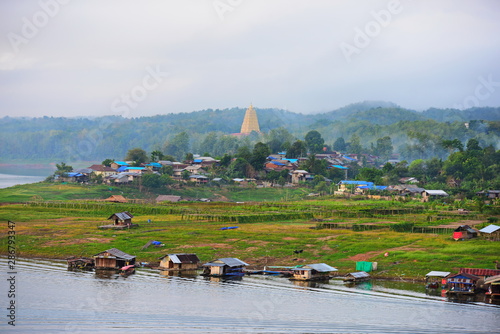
top-left (94, 248), bottom-right (136, 270)
top-left (291, 263), bottom-right (337, 281)
top-left (485, 275), bottom-right (500, 299)
top-left (459, 268), bottom-right (500, 280)
top-left (452, 225), bottom-right (478, 240)
top-left (202, 258), bottom-right (249, 277)
top-left (344, 271), bottom-right (371, 283)
top-left (445, 272), bottom-right (480, 295)
top-left (425, 271), bottom-right (450, 289)
top-left (159, 253), bottom-right (200, 270)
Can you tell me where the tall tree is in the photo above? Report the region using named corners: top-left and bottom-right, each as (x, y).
top-left (348, 134), bottom-right (362, 154)
top-left (333, 137), bottom-right (347, 152)
top-left (164, 132), bottom-right (190, 161)
top-left (54, 162), bottom-right (73, 177)
top-left (304, 130), bottom-right (325, 154)
top-left (286, 140), bottom-right (307, 158)
top-left (250, 142), bottom-right (271, 171)
top-left (125, 148), bottom-right (148, 166)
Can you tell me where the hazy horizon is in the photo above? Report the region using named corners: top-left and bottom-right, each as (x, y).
top-left (1, 1), bottom-right (500, 118)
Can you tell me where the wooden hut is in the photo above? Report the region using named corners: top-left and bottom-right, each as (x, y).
top-left (94, 248), bottom-right (136, 269)
top-left (452, 225), bottom-right (478, 240)
top-left (479, 224), bottom-right (500, 241)
top-left (445, 272), bottom-right (480, 295)
top-left (344, 271), bottom-right (370, 283)
top-left (159, 253), bottom-right (200, 270)
top-left (104, 195), bottom-right (128, 203)
top-left (291, 263), bottom-right (337, 281)
top-left (202, 258), bottom-right (248, 277)
top-left (99, 211), bottom-right (138, 229)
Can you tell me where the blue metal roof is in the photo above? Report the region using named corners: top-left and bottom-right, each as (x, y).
top-left (343, 156), bottom-right (356, 161)
top-left (286, 159), bottom-right (298, 163)
top-left (339, 180), bottom-right (374, 186)
top-left (272, 161), bottom-right (285, 166)
top-left (193, 159), bottom-right (203, 163)
top-left (117, 166), bottom-right (128, 172)
top-left (127, 167), bottom-right (145, 170)
top-left (114, 161), bottom-right (129, 165)
top-left (331, 165), bottom-right (348, 169)
top-left (146, 162), bottom-right (162, 167)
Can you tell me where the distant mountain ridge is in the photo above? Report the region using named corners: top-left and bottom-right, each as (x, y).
top-left (1, 102), bottom-right (499, 161)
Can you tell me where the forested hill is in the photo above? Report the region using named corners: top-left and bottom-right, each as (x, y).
top-left (1, 103), bottom-right (499, 162)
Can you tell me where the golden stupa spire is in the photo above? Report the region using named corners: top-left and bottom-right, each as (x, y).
top-left (240, 104), bottom-right (260, 134)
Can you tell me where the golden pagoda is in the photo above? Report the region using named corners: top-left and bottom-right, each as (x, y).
top-left (240, 104), bottom-right (260, 134)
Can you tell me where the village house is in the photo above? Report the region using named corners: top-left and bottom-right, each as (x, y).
top-left (452, 225), bottom-right (478, 240)
top-left (185, 165), bottom-right (206, 175)
top-left (485, 275), bottom-right (500, 299)
top-left (291, 170), bottom-right (311, 184)
top-left (399, 177), bottom-right (419, 184)
top-left (189, 174), bottom-right (209, 184)
top-left (158, 253), bottom-right (200, 270)
top-left (344, 271), bottom-right (371, 283)
top-left (110, 161), bottom-right (131, 170)
top-left (291, 263), bottom-right (337, 281)
top-left (202, 258), bottom-right (248, 277)
top-left (337, 180), bottom-right (374, 193)
top-left (94, 248), bottom-right (136, 270)
top-left (88, 164), bottom-right (117, 178)
top-left (421, 189), bottom-right (449, 202)
top-left (476, 190), bottom-right (500, 200)
top-left (479, 224), bottom-right (500, 241)
top-left (107, 172), bottom-right (139, 184)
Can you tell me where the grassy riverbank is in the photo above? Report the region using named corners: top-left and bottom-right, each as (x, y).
top-left (1, 186), bottom-right (499, 279)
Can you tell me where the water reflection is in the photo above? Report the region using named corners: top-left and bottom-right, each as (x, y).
top-left (159, 270), bottom-right (198, 278)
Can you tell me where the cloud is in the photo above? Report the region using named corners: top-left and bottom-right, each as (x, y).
top-left (1, 0), bottom-right (499, 117)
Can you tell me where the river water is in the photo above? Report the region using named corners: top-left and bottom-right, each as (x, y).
top-left (0, 258), bottom-right (499, 333)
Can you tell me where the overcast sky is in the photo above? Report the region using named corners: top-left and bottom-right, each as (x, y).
top-left (1, 0), bottom-right (500, 118)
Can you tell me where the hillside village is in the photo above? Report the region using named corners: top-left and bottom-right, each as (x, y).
top-left (49, 105), bottom-right (500, 203)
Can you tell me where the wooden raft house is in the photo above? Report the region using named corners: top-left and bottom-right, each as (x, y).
top-left (291, 263), bottom-right (337, 281)
top-left (485, 275), bottom-right (500, 299)
top-left (159, 253), bottom-right (200, 271)
top-left (99, 211), bottom-right (138, 229)
top-left (445, 273), bottom-right (480, 295)
top-left (344, 271), bottom-right (371, 283)
top-left (202, 258), bottom-right (248, 277)
top-left (94, 248), bottom-right (136, 270)
top-left (425, 271), bottom-right (450, 289)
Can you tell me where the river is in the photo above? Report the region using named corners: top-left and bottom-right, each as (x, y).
top-left (0, 258), bottom-right (498, 333)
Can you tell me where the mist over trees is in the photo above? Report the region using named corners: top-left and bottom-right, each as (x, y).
top-left (1, 103), bottom-right (499, 163)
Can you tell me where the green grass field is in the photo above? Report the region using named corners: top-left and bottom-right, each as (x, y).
top-left (1, 185), bottom-right (499, 280)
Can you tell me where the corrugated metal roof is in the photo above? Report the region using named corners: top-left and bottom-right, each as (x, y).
top-left (331, 165), bottom-right (348, 169)
top-left (204, 258), bottom-right (248, 267)
top-left (347, 271), bottom-right (370, 278)
top-left (460, 268), bottom-right (500, 277)
top-left (95, 248), bottom-right (135, 260)
top-left (108, 211), bottom-right (134, 221)
top-left (479, 224), bottom-right (500, 233)
top-left (484, 274), bottom-right (500, 284)
top-left (425, 271), bottom-right (451, 277)
top-left (424, 190), bottom-right (448, 196)
top-left (302, 263), bottom-right (337, 272)
top-left (166, 253), bottom-right (200, 264)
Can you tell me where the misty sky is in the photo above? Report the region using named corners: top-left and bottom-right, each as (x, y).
top-left (1, 0), bottom-right (500, 118)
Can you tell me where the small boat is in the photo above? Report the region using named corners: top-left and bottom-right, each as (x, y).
top-left (120, 264), bottom-right (136, 272)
